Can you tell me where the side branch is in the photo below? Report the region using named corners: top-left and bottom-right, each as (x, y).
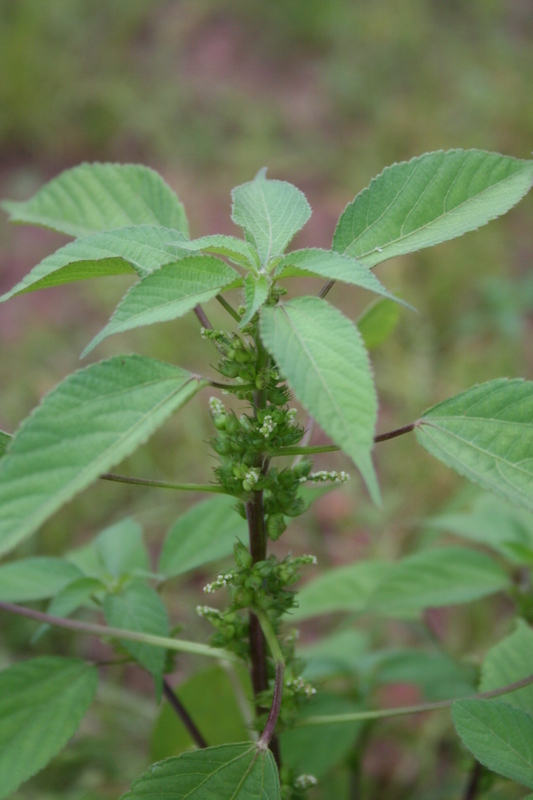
top-left (163, 679), bottom-right (208, 749)
top-left (276, 422), bottom-right (418, 458)
top-left (100, 473), bottom-right (228, 493)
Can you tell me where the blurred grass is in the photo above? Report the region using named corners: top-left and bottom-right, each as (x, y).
top-left (1, 1), bottom-right (532, 797)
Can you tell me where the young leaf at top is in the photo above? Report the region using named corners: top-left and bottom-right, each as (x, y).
top-left (0, 556), bottom-right (83, 602)
top-left (0, 657), bottom-right (98, 800)
top-left (260, 296), bottom-right (380, 502)
top-left (2, 163), bottom-right (189, 237)
top-left (333, 149), bottom-right (533, 268)
top-left (479, 620), bottom-right (533, 716)
top-left (121, 742), bottom-right (280, 800)
top-left (159, 495), bottom-right (248, 579)
top-left (416, 379), bottom-right (533, 512)
top-left (0, 356), bottom-right (207, 557)
top-left (452, 699), bottom-right (533, 789)
top-left (0, 432), bottom-right (10, 460)
top-left (357, 298), bottom-right (401, 350)
top-left (82, 255), bottom-right (241, 356)
top-left (240, 273), bottom-right (270, 326)
top-left (232, 177), bottom-right (311, 266)
top-left (185, 234), bottom-right (260, 270)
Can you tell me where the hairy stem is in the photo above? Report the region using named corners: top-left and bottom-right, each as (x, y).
top-left (100, 473), bottom-right (229, 493)
top-left (163, 679), bottom-right (208, 749)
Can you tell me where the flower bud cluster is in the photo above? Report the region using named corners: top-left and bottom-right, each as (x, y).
top-left (196, 604), bottom-right (249, 659)
top-left (280, 767), bottom-right (319, 800)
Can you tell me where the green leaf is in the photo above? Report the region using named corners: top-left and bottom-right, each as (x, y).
top-left (159, 495), bottom-right (248, 578)
top-left (367, 546), bottom-right (510, 618)
top-left (0, 432), bottom-right (11, 460)
top-left (281, 693), bottom-right (363, 779)
top-left (0, 355), bottom-right (206, 557)
top-left (0, 225), bottom-right (192, 302)
top-left (0, 557), bottom-right (83, 602)
top-left (452, 699), bottom-right (533, 789)
top-left (94, 518), bottom-right (150, 578)
top-left (2, 163), bottom-right (189, 237)
top-left (240, 273), bottom-right (270, 326)
top-left (292, 560), bottom-right (389, 620)
top-left (299, 629), bottom-right (370, 681)
top-left (479, 620), bottom-right (533, 716)
top-left (275, 248), bottom-right (409, 307)
top-left (185, 234), bottom-right (259, 270)
top-left (357, 298), bottom-right (401, 350)
top-left (122, 743), bottom-right (280, 800)
top-left (232, 178), bottom-right (311, 266)
top-left (104, 581), bottom-right (169, 694)
top-left (416, 379), bottom-right (533, 512)
top-left (427, 493), bottom-right (533, 564)
top-left (260, 296), bottom-right (379, 501)
top-left (33, 577), bottom-right (104, 642)
top-left (151, 665), bottom-right (252, 761)
top-left (82, 255), bottom-right (240, 356)
top-left (333, 149), bottom-right (533, 267)
top-left (370, 649), bottom-right (476, 701)
top-left (0, 656), bottom-right (97, 799)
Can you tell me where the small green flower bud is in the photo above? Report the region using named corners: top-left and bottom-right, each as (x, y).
top-left (234, 540), bottom-right (253, 570)
top-left (267, 513), bottom-right (287, 541)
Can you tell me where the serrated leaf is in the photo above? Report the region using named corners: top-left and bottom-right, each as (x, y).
top-left (94, 518), bottom-right (150, 578)
top-left (83, 255), bottom-right (240, 355)
top-left (2, 163), bottom-right (189, 237)
top-left (416, 379), bottom-right (533, 512)
top-left (0, 225), bottom-right (192, 302)
top-left (357, 298), bottom-right (401, 350)
top-left (0, 432), bottom-right (11, 460)
top-left (232, 178), bottom-right (311, 266)
top-left (159, 495), bottom-right (248, 578)
top-left (0, 557), bottom-right (83, 602)
top-left (104, 581), bottom-right (169, 694)
top-left (240, 273), bottom-right (270, 326)
top-left (367, 546), bottom-right (510, 617)
top-left (122, 742), bottom-right (280, 800)
top-left (292, 560), bottom-right (389, 620)
top-left (452, 699), bottom-right (533, 788)
top-left (480, 620), bottom-right (533, 715)
top-left (260, 296), bottom-right (379, 501)
top-left (185, 234), bottom-right (260, 269)
top-left (275, 248), bottom-right (409, 307)
top-left (0, 355), bottom-right (206, 557)
top-left (333, 149), bottom-right (533, 267)
top-left (0, 656), bottom-right (97, 799)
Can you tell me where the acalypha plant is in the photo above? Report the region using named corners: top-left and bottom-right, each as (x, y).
top-left (0, 149), bottom-right (532, 799)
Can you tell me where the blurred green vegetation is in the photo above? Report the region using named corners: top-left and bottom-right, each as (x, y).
top-left (1, 1), bottom-right (532, 798)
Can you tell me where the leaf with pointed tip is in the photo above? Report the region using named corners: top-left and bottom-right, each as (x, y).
top-left (2, 163), bottom-right (189, 237)
top-left (0, 557), bottom-right (83, 602)
top-left (292, 560), bottom-right (389, 620)
top-left (0, 226), bottom-right (192, 302)
top-left (275, 248), bottom-right (410, 307)
top-left (480, 620), bottom-right (533, 716)
top-left (104, 581), bottom-right (169, 695)
top-left (159, 495), bottom-right (248, 578)
top-left (452, 699), bottom-right (533, 789)
top-left (260, 296), bottom-right (380, 502)
top-left (185, 235), bottom-right (260, 270)
top-left (83, 255), bottom-right (241, 355)
top-left (121, 742), bottom-right (280, 800)
top-left (0, 356), bottom-right (206, 557)
top-left (0, 657), bottom-right (98, 799)
top-left (240, 273), bottom-right (270, 326)
top-left (0, 433), bottom-right (10, 460)
top-left (416, 379), bottom-right (533, 512)
top-left (232, 179), bottom-right (311, 266)
top-left (93, 518), bottom-right (150, 578)
top-left (334, 149), bottom-right (533, 267)
top-left (357, 298), bottom-right (401, 350)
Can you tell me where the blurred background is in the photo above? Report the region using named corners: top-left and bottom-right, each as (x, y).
top-left (0, 1), bottom-right (532, 798)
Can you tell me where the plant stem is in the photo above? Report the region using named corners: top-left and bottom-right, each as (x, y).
top-left (462, 761), bottom-right (482, 800)
top-left (374, 421), bottom-right (417, 443)
top-left (216, 294), bottom-right (241, 322)
top-left (276, 422), bottom-right (418, 457)
top-left (100, 473), bottom-right (229, 493)
top-left (163, 679), bottom-right (208, 749)
top-left (194, 304), bottom-right (213, 330)
top-left (298, 671), bottom-right (533, 726)
top-left (318, 279), bottom-right (335, 299)
top-left (254, 608), bottom-right (285, 750)
top-left (0, 601), bottom-right (239, 662)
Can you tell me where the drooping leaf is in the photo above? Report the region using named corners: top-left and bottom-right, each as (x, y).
top-left (83, 255), bottom-right (241, 356)
top-left (367, 546), bottom-right (510, 618)
top-left (427, 493), bottom-right (533, 564)
top-left (333, 149), bottom-right (533, 267)
top-left (0, 225), bottom-right (192, 302)
top-left (240, 273), bottom-right (270, 326)
top-left (260, 296), bottom-right (379, 501)
top-left (292, 560), bottom-right (389, 620)
top-left (232, 178), bottom-right (311, 266)
top-left (104, 581), bottom-right (169, 694)
top-left (479, 620), bottom-right (533, 716)
top-left (151, 665), bottom-right (252, 761)
top-left (452, 699), bottom-right (533, 789)
top-left (416, 379), bottom-right (533, 512)
top-left (93, 518), bottom-right (150, 578)
top-left (0, 656), bottom-right (97, 799)
top-left (0, 356), bottom-right (206, 557)
top-left (0, 432), bottom-right (11, 460)
top-left (0, 557), bottom-right (83, 602)
top-left (158, 495), bottom-right (248, 578)
top-left (2, 163), bottom-right (189, 237)
top-left (122, 742), bottom-right (280, 800)
top-left (357, 298), bottom-right (401, 350)
top-left (275, 248), bottom-right (409, 307)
